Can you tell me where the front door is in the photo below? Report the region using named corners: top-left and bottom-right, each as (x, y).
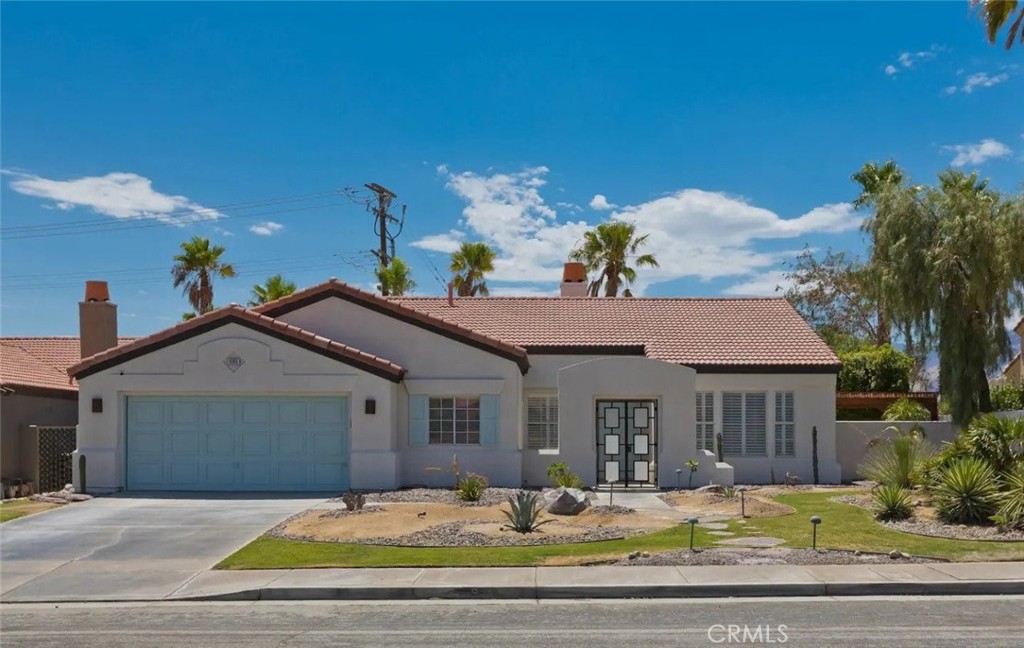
top-left (596, 400), bottom-right (658, 486)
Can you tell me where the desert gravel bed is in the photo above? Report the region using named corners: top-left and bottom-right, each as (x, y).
top-left (351, 488), bottom-right (535, 507)
top-left (830, 494), bottom-right (873, 509)
top-left (615, 547), bottom-right (939, 566)
top-left (275, 518), bottom-right (643, 547)
top-left (882, 519), bottom-right (1024, 542)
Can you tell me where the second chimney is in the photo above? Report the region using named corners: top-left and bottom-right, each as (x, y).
top-left (79, 281), bottom-right (118, 359)
top-left (560, 262), bottom-right (588, 297)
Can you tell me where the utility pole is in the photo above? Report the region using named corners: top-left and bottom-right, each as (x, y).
top-left (362, 183), bottom-right (406, 295)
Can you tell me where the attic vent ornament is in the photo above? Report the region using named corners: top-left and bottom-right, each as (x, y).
top-left (223, 352), bottom-right (246, 373)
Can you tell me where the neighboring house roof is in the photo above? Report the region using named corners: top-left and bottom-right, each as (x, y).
top-left (0, 337), bottom-right (135, 395)
top-left (255, 279), bottom-right (531, 372)
top-left (68, 305), bottom-right (407, 383)
top-left (390, 296), bottom-right (842, 372)
top-left (1003, 352), bottom-right (1022, 380)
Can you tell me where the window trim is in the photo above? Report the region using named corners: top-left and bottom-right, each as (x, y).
top-left (427, 395), bottom-right (481, 446)
top-left (525, 392), bottom-right (559, 450)
top-left (722, 391), bottom-right (768, 457)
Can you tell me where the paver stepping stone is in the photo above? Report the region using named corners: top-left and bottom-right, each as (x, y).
top-left (714, 536), bottom-right (785, 547)
top-left (707, 531), bottom-right (735, 536)
top-left (697, 522), bottom-right (729, 530)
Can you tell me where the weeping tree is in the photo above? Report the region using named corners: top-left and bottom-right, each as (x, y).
top-left (862, 163), bottom-right (1024, 425)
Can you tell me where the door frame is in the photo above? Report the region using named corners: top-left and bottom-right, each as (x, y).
top-left (595, 399), bottom-right (659, 487)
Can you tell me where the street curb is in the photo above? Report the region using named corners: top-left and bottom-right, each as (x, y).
top-left (175, 580), bottom-right (1024, 602)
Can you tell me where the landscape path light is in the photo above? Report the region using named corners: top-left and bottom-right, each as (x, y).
top-left (687, 516), bottom-right (699, 551)
top-left (675, 468), bottom-right (682, 489)
top-left (810, 515), bottom-right (822, 550)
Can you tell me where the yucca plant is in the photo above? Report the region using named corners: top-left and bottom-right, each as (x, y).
top-left (454, 473), bottom-right (488, 502)
top-left (934, 457), bottom-right (999, 525)
top-left (859, 426), bottom-right (934, 489)
top-left (993, 464), bottom-right (1024, 531)
top-left (871, 484), bottom-right (913, 521)
top-left (501, 491), bottom-right (552, 533)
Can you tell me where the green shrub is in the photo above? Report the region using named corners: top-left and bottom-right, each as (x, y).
top-left (837, 344), bottom-right (915, 392)
top-left (454, 473), bottom-right (488, 502)
top-left (859, 426), bottom-right (933, 488)
top-left (963, 414), bottom-right (1024, 476)
top-left (872, 484), bottom-right (913, 521)
top-left (993, 464), bottom-right (1024, 531)
top-left (991, 383), bottom-right (1024, 412)
top-left (882, 398), bottom-right (931, 422)
top-left (934, 457), bottom-right (999, 525)
top-left (546, 462), bottom-right (584, 489)
top-left (501, 491), bottom-right (551, 533)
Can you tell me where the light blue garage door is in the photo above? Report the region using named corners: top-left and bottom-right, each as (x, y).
top-left (126, 396), bottom-right (349, 491)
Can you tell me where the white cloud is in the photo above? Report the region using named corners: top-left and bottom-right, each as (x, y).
top-left (942, 139), bottom-right (1012, 167)
top-left (487, 285), bottom-right (561, 297)
top-left (589, 194), bottom-right (617, 210)
top-left (3, 170), bottom-right (222, 224)
top-left (556, 201), bottom-right (583, 213)
top-left (409, 228), bottom-right (466, 253)
top-left (885, 65), bottom-right (898, 76)
top-left (412, 166), bottom-right (862, 293)
top-left (946, 71), bottom-right (1010, 94)
top-left (722, 271), bottom-right (794, 297)
top-left (248, 221), bottom-right (283, 236)
top-left (884, 45), bottom-right (942, 76)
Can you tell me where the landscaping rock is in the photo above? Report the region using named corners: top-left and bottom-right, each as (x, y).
top-left (641, 551), bottom-right (650, 558)
top-left (783, 473), bottom-right (802, 486)
top-left (889, 549), bottom-right (901, 559)
top-left (628, 551), bottom-right (640, 560)
top-left (543, 487), bottom-right (590, 515)
top-left (854, 550), bottom-right (862, 557)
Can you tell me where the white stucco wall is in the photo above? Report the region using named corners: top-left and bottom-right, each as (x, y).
top-left (277, 298), bottom-right (524, 487)
top-left (73, 323), bottom-right (397, 492)
top-left (695, 373), bottom-right (840, 484)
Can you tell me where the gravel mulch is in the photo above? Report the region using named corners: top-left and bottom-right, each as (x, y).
top-left (882, 519), bottom-right (1024, 542)
top-left (351, 487), bottom-right (535, 507)
top-left (589, 505), bottom-right (636, 516)
top-left (314, 508), bottom-right (386, 519)
top-left (276, 518), bottom-right (643, 547)
top-left (614, 547), bottom-right (940, 566)
top-left (830, 494), bottom-right (873, 509)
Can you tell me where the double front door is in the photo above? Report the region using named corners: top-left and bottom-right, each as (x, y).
top-left (596, 400), bottom-right (658, 486)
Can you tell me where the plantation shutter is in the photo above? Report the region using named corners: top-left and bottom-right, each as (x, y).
top-left (695, 392), bottom-right (714, 452)
top-left (774, 391), bottom-right (795, 457)
top-left (722, 392), bottom-right (744, 456)
top-left (479, 394), bottom-right (499, 447)
top-left (526, 394), bottom-right (558, 450)
top-left (745, 393), bottom-right (767, 456)
top-left (409, 395), bottom-right (429, 447)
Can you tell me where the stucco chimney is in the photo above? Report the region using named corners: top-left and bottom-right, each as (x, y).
top-left (560, 262), bottom-right (588, 297)
top-left (79, 281), bottom-right (118, 359)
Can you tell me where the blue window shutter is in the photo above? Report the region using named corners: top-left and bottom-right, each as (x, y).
top-left (480, 394), bottom-right (499, 447)
top-left (409, 395), bottom-right (429, 447)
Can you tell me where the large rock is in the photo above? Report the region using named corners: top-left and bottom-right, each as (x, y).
top-left (543, 487), bottom-right (590, 515)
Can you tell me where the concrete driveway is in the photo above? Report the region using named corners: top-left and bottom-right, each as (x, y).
top-left (0, 493), bottom-right (326, 602)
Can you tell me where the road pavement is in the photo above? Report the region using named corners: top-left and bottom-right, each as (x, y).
top-left (1, 595), bottom-right (1022, 647)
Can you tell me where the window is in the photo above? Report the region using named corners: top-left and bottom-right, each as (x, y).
top-left (526, 394), bottom-right (558, 450)
top-left (428, 397), bottom-right (480, 445)
top-left (722, 392), bottom-right (766, 456)
top-left (696, 392), bottom-right (714, 452)
top-left (774, 392), bottom-right (795, 457)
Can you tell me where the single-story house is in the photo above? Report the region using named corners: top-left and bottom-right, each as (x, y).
top-left (69, 265), bottom-right (843, 493)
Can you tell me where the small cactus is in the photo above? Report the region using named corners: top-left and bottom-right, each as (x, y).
top-left (341, 492), bottom-right (365, 511)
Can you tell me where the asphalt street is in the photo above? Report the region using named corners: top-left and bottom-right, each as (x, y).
top-left (2, 595), bottom-right (1022, 647)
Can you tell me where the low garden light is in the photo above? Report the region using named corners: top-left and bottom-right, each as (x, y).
top-left (675, 468), bottom-right (683, 489)
top-left (737, 486), bottom-right (747, 518)
top-left (608, 479), bottom-right (616, 506)
top-left (687, 516), bottom-right (699, 551)
top-left (810, 515), bottom-right (822, 550)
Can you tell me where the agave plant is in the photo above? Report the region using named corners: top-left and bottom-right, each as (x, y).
top-left (860, 426), bottom-right (934, 489)
top-left (993, 464), bottom-right (1024, 531)
top-left (934, 457), bottom-right (999, 525)
top-left (501, 491), bottom-right (552, 533)
top-left (871, 484), bottom-right (913, 521)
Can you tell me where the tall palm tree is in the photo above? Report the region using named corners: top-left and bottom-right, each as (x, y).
top-left (248, 274), bottom-right (297, 306)
top-left (170, 236), bottom-right (235, 316)
top-left (974, 0), bottom-right (1023, 49)
top-left (569, 222), bottom-right (658, 297)
top-left (376, 256), bottom-right (416, 296)
top-left (450, 242), bottom-right (496, 296)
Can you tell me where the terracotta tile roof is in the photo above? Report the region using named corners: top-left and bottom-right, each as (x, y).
top-left (1, 337), bottom-right (135, 394)
top-left (68, 305), bottom-right (407, 382)
top-left (255, 279), bottom-right (531, 372)
top-left (389, 296), bottom-right (841, 371)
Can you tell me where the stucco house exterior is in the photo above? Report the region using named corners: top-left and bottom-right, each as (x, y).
top-left (69, 266), bottom-right (843, 493)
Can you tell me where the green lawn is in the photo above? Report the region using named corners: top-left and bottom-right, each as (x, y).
top-left (217, 491), bottom-right (1024, 569)
top-left (0, 499), bottom-right (61, 523)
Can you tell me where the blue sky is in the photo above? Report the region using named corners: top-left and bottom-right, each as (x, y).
top-left (1, 2), bottom-right (1020, 337)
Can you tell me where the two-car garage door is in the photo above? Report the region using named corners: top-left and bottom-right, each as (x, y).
top-left (126, 396), bottom-right (349, 492)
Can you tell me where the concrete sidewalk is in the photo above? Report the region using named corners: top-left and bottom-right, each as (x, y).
top-left (5, 562), bottom-right (1021, 603)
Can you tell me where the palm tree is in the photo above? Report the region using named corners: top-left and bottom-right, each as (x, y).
top-left (569, 222), bottom-right (658, 297)
top-left (170, 236), bottom-right (235, 316)
top-left (376, 257), bottom-right (416, 296)
top-left (450, 242), bottom-right (496, 296)
top-left (248, 274), bottom-right (297, 306)
top-left (975, 0), bottom-right (1023, 49)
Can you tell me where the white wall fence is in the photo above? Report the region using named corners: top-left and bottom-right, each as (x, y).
top-left (835, 421), bottom-right (959, 483)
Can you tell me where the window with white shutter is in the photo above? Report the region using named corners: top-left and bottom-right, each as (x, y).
top-left (696, 392), bottom-right (714, 452)
top-left (526, 394), bottom-right (558, 450)
top-left (774, 391), bottom-right (795, 457)
top-left (722, 392), bottom-right (767, 457)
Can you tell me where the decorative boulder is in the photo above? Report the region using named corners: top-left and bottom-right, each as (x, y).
top-left (543, 487), bottom-right (590, 515)
top-left (783, 473), bottom-right (803, 486)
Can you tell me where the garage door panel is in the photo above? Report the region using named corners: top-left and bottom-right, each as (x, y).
top-left (127, 396), bottom-right (348, 492)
